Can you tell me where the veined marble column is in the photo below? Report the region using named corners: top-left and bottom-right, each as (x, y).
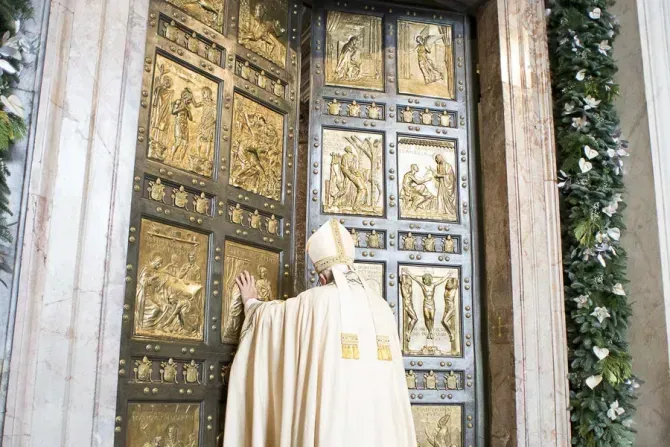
top-left (2, 0), bottom-right (147, 445)
top-left (478, 0), bottom-right (570, 445)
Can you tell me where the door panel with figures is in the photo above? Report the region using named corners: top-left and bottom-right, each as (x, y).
top-left (307, 1), bottom-right (480, 445)
top-left (114, 0), bottom-right (301, 445)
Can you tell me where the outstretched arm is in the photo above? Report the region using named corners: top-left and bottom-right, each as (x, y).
top-left (433, 275), bottom-right (449, 287)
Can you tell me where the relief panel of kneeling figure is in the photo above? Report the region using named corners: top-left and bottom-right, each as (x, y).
top-left (134, 219), bottom-right (208, 342)
top-left (398, 137), bottom-right (458, 222)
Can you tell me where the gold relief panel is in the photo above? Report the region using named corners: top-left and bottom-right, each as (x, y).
top-left (353, 262), bottom-right (385, 297)
top-left (412, 405), bottom-right (463, 447)
top-left (148, 54), bottom-right (218, 178)
top-left (229, 93), bottom-right (285, 201)
top-left (159, 18), bottom-right (223, 65)
top-left (221, 240), bottom-right (280, 343)
top-left (235, 58), bottom-right (286, 99)
top-left (321, 129), bottom-right (384, 217)
top-left (166, 0), bottom-right (225, 33)
top-left (398, 137), bottom-right (457, 222)
top-left (145, 177), bottom-right (214, 217)
top-left (325, 11), bottom-right (383, 91)
top-left (399, 265), bottom-right (461, 356)
top-left (134, 219), bottom-right (207, 342)
top-left (397, 20), bottom-right (455, 100)
top-left (127, 402), bottom-right (200, 447)
top-left (238, 0), bottom-right (288, 68)
top-left (348, 228), bottom-right (385, 249)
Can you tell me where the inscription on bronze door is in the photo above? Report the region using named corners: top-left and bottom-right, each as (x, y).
top-left (307, 2), bottom-right (479, 445)
top-left (115, 0), bottom-right (301, 444)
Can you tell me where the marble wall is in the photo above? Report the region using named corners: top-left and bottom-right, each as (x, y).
top-left (613, 0), bottom-right (670, 444)
top-left (2, 0), bottom-right (148, 444)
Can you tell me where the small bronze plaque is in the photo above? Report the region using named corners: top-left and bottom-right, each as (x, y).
top-left (325, 11), bottom-right (383, 91)
top-left (134, 219), bottom-right (207, 342)
top-left (127, 402), bottom-right (200, 447)
top-left (397, 20), bottom-right (455, 99)
top-left (353, 261), bottom-right (385, 297)
top-left (221, 240), bottom-right (280, 343)
top-left (412, 404), bottom-right (463, 447)
top-left (400, 265), bottom-right (461, 356)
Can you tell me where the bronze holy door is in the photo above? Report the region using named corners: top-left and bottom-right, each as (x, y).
top-left (114, 0), bottom-right (301, 445)
top-left (306, 2), bottom-right (480, 446)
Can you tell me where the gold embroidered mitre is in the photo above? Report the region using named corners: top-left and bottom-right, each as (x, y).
top-left (306, 219), bottom-right (355, 273)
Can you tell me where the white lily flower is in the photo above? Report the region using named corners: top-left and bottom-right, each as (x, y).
top-left (612, 283), bottom-right (626, 295)
top-left (617, 148), bottom-right (629, 157)
top-left (597, 254), bottom-right (606, 267)
top-left (607, 401), bottom-right (625, 420)
top-left (583, 95), bottom-right (601, 110)
top-left (607, 148), bottom-right (616, 157)
top-left (612, 193), bottom-right (623, 203)
top-left (591, 306), bottom-right (611, 323)
top-left (0, 59), bottom-right (16, 75)
top-left (576, 69), bottom-right (587, 81)
top-left (572, 116), bottom-right (588, 130)
top-left (0, 94), bottom-right (23, 118)
top-left (589, 7), bottom-right (602, 19)
top-left (573, 295), bottom-right (589, 309)
top-left (564, 102), bottom-right (575, 114)
top-left (598, 40), bottom-right (612, 55)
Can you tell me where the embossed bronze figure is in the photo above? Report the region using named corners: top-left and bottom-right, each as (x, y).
top-left (441, 277), bottom-right (459, 342)
top-left (367, 230), bottom-right (381, 249)
top-left (238, 0), bottom-right (288, 68)
top-left (401, 268), bottom-right (418, 345)
top-left (405, 272), bottom-right (449, 340)
top-left (424, 370), bottom-right (437, 389)
top-left (423, 234), bottom-right (436, 252)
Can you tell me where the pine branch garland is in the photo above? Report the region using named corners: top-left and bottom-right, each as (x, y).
top-left (547, 0), bottom-right (638, 445)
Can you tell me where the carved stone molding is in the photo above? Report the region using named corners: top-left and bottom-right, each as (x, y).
top-left (478, 0), bottom-right (570, 445)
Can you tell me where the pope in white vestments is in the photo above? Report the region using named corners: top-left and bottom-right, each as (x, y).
top-left (223, 219), bottom-right (416, 447)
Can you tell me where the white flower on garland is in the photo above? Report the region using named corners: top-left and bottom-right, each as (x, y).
top-left (589, 7), bottom-right (602, 19)
top-left (563, 102), bottom-right (575, 114)
top-left (578, 158), bottom-right (592, 173)
top-left (0, 95), bottom-right (23, 118)
top-left (576, 69), bottom-right (587, 81)
top-left (591, 306), bottom-right (611, 323)
top-left (573, 295), bottom-right (589, 309)
top-left (583, 145), bottom-right (598, 159)
top-left (607, 148), bottom-right (616, 157)
top-left (622, 418), bottom-right (634, 428)
top-left (572, 116), bottom-right (588, 130)
top-left (602, 204), bottom-right (617, 217)
top-left (607, 400), bottom-right (625, 421)
top-left (612, 193), bottom-right (623, 203)
top-left (597, 40), bottom-right (612, 55)
top-left (605, 79), bottom-right (614, 91)
top-left (573, 36), bottom-right (583, 48)
top-left (617, 148), bottom-right (629, 157)
top-left (612, 283), bottom-right (626, 295)
top-left (597, 254), bottom-right (607, 267)
top-left (583, 95), bottom-right (601, 110)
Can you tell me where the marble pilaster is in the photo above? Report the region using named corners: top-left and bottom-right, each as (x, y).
top-left (477, 0), bottom-right (570, 445)
top-left (2, 0), bottom-right (147, 445)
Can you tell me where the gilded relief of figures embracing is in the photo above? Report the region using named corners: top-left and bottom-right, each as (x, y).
top-left (398, 137), bottom-right (457, 222)
top-left (134, 219), bottom-right (207, 342)
top-left (325, 11), bottom-right (383, 91)
top-left (229, 93), bottom-right (285, 201)
top-left (148, 55), bottom-right (218, 178)
top-left (321, 129), bottom-right (384, 217)
top-left (398, 21), bottom-right (455, 100)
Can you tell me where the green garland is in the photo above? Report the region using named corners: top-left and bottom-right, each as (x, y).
top-left (0, 0), bottom-right (33, 281)
top-left (547, 0), bottom-right (638, 445)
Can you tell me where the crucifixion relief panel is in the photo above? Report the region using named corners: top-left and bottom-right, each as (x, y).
top-left (307, 2), bottom-right (479, 445)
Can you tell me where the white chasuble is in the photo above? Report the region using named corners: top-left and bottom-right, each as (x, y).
top-left (223, 280), bottom-right (416, 447)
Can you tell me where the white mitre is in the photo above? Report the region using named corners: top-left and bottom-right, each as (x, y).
top-left (305, 219), bottom-right (392, 361)
top-left (306, 219), bottom-right (355, 273)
